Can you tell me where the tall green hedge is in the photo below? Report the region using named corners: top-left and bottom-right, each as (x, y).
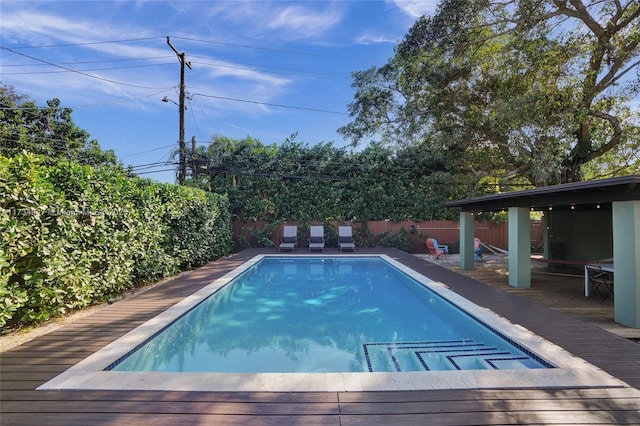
top-left (191, 138), bottom-right (482, 223)
top-left (0, 153), bottom-right (232, 330)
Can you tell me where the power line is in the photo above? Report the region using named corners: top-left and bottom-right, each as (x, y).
top-left (76, 88), bottom-right (178, 108)
top-left (0, 88), bottom-right (178, 110)
top-left (4, 41), bottom-right (347, 81)
top-left (2, 62), bottom-right (174, 75)
top-left (191, 92), bottom-right (347, 115)
top-left (186, 98), bottom-right (201, 137)
top-left (7, 36), bottom-right (166, 49)
top-left (189, 55), bottom-right (343, 80)
top-left (129, 161), bottom-right (177, 171)
top-left (187, 97), bottom-right (220, 137)
top-left (0, 45), bottom-right (173, 90)
top-left (171, 36), bottom-right (354, 61)
top-left (2, 56), bottom-right (174, 67)
top-left (119, 145), bottom-right (177, 159)
top-left (6, 34), bottom-right (358, 62)
top-left (135, 168), bottom-right (178, 176)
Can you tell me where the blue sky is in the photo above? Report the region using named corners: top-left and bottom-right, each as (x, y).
top-left (1, 1), bottom-right (437, 183)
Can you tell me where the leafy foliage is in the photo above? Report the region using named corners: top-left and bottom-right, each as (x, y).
top-left (187, 135), bottom-right (477, 222)
top-left (0, 153), bottom-right (232, 330)
top-left (0, 84), bottom-right (119, 167)
top-left (243, 221), bottom-right (283, 248)
top-left (378, 228), bottom-right (414, 252)
top-left (338, 0), bottom-right (640, 185)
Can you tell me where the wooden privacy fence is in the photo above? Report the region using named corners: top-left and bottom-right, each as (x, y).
top-left (233, 220), bottom-right (544, 254)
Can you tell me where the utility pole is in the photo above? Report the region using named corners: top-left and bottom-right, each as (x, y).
top-left (167, 36), bottom-right (192, 184)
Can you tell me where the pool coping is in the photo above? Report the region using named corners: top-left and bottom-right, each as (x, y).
top-left (38, 254), bottom-right (627, 392)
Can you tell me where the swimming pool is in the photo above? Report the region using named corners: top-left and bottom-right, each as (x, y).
top-left (109, 256), bottom-right (551, 373)
top-left (39, 254), bottom-right (625, 392)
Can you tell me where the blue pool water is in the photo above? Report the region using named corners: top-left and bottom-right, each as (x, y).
top-left (110, 257), bottom-right (552, 373)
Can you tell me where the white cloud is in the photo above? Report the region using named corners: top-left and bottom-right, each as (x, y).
top-left (266, 4), bottom-right (342, 38)
top-left (388, 0), bottom-right (439, 18)
top-left (1, 10), bottom-right (143, 47)
top-left (197, 1), bottom-right (343, 41)
top-left (355, 32), bottom-right (400, 45)
top-left (0, 6), bottom-right (296, 114)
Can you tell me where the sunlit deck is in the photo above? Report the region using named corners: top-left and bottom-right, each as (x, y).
top-left (2, 248), bottom-right (639, 425)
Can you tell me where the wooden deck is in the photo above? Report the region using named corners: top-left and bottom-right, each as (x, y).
top-left (426, 253), bottom-right (640, 340)
top-left (2, 248), bottom-right (639, 425)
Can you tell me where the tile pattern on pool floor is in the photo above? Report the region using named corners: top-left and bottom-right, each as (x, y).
top-left (363, 340), bottom-right (545, 372)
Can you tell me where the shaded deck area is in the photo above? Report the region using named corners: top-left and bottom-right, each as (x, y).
top-left (423, 252), bottom-right (640, 340)
top-left (2, 248), bottom-right (640, 425)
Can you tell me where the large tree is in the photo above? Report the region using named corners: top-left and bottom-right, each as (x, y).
top-left (339, 0), bottom-right (640, 185)
top-left (0, 84), bottom-right (117, 167)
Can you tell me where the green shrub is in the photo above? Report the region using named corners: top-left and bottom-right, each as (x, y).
top-left (0, 153), bottom-right (232, 330)
top-left (243, 221), bottom-right (281, 248)
top-left (377, 228), bottom-right (414, 252)
top-left (352, 223), bottom-right (374, 247)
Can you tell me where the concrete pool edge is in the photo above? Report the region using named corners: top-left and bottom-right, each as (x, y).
top-left (38, 254), bottom-right (628, 392)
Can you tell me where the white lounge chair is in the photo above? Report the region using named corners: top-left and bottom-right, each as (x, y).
top-left (308, 225), bottom-right (325, 252)
top-left (338, 226), bottom-right (355, 252)
top-left (279, 225), bottom-right (297, 252)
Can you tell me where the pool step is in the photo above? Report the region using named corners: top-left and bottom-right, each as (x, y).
top-left (362, 340), bottom-right (535, 372)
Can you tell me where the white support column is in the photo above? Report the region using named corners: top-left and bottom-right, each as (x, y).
top-left (508, 207), bottom-right (531, 288)
top-left (460, 211), bottom-right (475, 270)
top-left (612, 200), bottom-right (640, 328)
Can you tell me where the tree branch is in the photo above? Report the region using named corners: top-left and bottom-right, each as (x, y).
top-left (588, 110), bottom-right (623, 158)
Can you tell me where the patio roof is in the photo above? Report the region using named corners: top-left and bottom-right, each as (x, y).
top-left (442, 175), bottom-right (640, 212)
top-left (443, 175), bottom-right (640, 329)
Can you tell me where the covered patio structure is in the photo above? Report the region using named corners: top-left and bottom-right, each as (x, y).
top-left (443, 175), bottom-right (640, 328)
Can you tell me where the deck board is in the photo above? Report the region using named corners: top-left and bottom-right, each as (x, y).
top-left (0, 414), bottom-right (341, 426)
top-left (2, 248), bottom-right (640, 425)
